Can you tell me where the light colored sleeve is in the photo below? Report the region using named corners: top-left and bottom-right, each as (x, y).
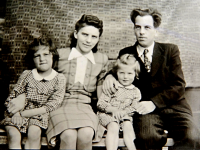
top-left (124, 87), bottom-right (141, 115)
top-left (44, 73), bottom-right (66, 113)
top-left (5, 70), bottom-right (30, 107)
top-left (97, 92), bottom-right (112, 112)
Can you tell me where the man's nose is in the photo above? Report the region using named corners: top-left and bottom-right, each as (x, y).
top-left (140, 27), bottom-right (145, 34)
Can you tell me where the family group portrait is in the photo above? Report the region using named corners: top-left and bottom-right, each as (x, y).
top-left (0, 0), bottom-right (199, 150)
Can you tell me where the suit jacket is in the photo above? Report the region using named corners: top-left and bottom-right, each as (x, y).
top-left (118, 42), bottom-right (192, 115)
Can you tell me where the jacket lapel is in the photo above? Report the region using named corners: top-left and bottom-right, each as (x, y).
top-left (151, 42), bottom-right (165, 77)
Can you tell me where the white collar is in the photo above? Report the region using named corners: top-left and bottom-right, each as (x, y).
top-left (137, 42), bottom-right (155, 58)
top-left (118, 83), bottom-right (135, 89)
top-left (32, 68), bottom-right (57, 81)
top-left (68, 47), bottom-right (96, 64)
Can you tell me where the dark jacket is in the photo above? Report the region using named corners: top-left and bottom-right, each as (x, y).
top-left (118, 42), bottom-right (192, 115)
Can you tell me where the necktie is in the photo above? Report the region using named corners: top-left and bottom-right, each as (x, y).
top-left (144, 49), bottom-right (151, 72)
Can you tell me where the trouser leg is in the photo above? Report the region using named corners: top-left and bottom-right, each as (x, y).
top-left (133, 112), bottom-right (168, 149)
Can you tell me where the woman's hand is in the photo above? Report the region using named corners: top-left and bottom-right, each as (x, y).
top-left (8, 93), bottom-right (26, 114)
top-left (102, 75), bottom-right (119, 96)
top-left (11, 112), bottom-right (23, 126)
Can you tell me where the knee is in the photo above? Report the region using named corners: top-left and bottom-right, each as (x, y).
top-left (78, 127), bottom-right (94, 142)
top-left (107, 122), bottom-right (119, 135)
top-left (27, 126), bottom-right (41, 141)
top-left (6, 126), bottom-right (21, 142)
top-left (60, 129), bottom-right (77, 142)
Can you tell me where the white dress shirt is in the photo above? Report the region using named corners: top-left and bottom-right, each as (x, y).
top-left (137, 42), bottom-right (155, 63)
top-left (68, 47), bottom-right (95, 84)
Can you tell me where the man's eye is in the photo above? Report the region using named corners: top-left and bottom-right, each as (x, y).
top-left (145, 26), bottom-right (151, 29)
top-left (92, 35), bottom-right (97, 38)
top-left (135, 26), bottom-right (141, 29)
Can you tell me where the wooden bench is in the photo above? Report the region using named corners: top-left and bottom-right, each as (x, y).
top-left (0, 128), bottom-right (174, 150)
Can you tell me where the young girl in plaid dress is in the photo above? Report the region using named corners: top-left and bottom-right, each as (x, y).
top-left (97, 54), bottom-right (141, 150)
top-left (1, 36), bottom-right (66, 149)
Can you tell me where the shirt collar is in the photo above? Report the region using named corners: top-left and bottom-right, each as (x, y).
top-left (68, 47), bottom-right (96, 64)
top-left (137, 42), bottom-right (155, 57)
top-left (32, 68), bottom-right (58, 81)
top-left (118, 83), bottom-right (135, 89)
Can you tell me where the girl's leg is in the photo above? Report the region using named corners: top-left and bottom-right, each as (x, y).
top-left (106, 122), bottom-right (119, 150)
top-left (123, 121), bottom-right (136, 150)
top-left (25, 125), bottom-right (41, 149)
top-left (77, 127), bottom-right (94, 150)
top-left (5, 126), bottom-right (22, 149)
top-left (60, 129), bottom-right (77, 150)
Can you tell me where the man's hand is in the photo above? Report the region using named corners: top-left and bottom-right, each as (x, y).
top-left (102, 74), bottom-right (119, 96)
top-left (8, 93), bottom-right (26, 114)
top-left (135, 101), bottom-right (156, 115)
top-left (11, 112), bottom-right (23, 126)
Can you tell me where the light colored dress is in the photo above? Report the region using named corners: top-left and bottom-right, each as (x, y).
top-left (46, 48), bottom-right (108, 146)
top-left (97, 84), bottom-right (141, 128)
top-left (1, 69), bottom-right (66, 133)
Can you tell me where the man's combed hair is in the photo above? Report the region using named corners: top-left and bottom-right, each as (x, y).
top-left (112, 54), bottom-right (140, 79)
top-left (130, 8), bottom-right (162, 28)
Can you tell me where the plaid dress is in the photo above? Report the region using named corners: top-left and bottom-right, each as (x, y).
top-left (1, 69), bottom-right (66, 133)
top-left (97, 85), bottom-right (141, 128)
top-left (46, 48), bottom-right (108, 146)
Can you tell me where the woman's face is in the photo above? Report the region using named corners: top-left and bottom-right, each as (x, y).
top-left (33, 46), bottom-right (53, 73)
top-left (74, 25), bottom-right (100, 54)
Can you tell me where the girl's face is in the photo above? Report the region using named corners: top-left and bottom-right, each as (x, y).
top-left (33, 46), bottom-right (53, 73)
top-left (74, 25), bottom-right (100, 54)
top-left (117, 64), bottom-right (136, 87)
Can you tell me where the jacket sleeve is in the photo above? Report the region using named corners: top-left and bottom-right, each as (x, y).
top-left (150, 44), bottom-right (186, 109)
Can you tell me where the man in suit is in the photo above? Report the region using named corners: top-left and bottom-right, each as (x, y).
top-left (103, 8), bottom-right (200, 149)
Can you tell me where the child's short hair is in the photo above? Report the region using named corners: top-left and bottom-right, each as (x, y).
top-left (25, 35), bottom-right (58, 70)
top-left (112, 54), bottom-right (140, 79)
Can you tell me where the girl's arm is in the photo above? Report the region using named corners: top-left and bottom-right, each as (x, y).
top-left (20, 107), bottom-right (46, 117)
top-left (6, 70), bottom-right (30, 114)
top-left (124, 88), bottom-right (141, 115)
top-left (97, 89), bottom-right (118, 113)
top-left (21, 74), bottom-right (66, 117)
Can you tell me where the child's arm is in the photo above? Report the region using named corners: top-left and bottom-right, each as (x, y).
top-left (124, 87), bottom-right (141, 115)
top-left (7, 93), bottom-right (26, 114)
top-left (21, 107), bottom-right (46, 117)
top-left (5, 70), bottom-right (30, 114)
top-left (21, 74), bottom-right (66, 117)
top-left (97, 90), bottom-right (118, 113)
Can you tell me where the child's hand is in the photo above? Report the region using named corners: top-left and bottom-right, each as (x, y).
top-left (11, 112), bottom-right (23, 126)
top-left (112, 110), bottom-right (126, 120)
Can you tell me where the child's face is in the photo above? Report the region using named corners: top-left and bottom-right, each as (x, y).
top-left (74, 25), bottom-right (100, 54)
top-left (117, 64), bottom-right (135, 87)
top-left (33, 46), bottom-right (53, 72)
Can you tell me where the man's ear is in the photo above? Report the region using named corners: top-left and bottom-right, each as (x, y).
top-left (74, 30), bottom-right (78, 39)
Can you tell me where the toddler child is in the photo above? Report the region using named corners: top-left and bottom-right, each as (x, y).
top-left (97, 54), bottom-right (141, 150)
